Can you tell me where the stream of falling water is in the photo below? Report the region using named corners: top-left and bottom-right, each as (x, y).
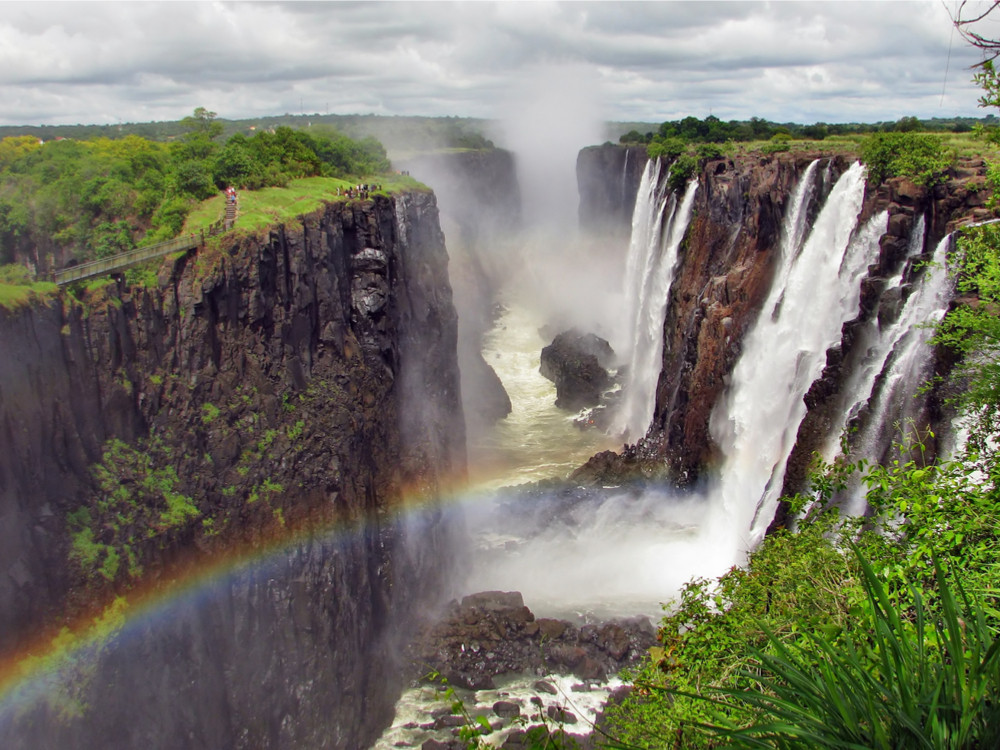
top-left (706, 162), bottom-right (876, 558)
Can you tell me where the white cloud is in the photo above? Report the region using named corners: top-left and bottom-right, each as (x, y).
top-left (0, 1), bottom-right (990, 128)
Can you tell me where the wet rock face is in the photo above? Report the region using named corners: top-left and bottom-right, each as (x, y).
top-left (577, 151), bottom-right (846, 484)
top-left (577, 143), bottom-right (649, 240)
top-left (575, 150), bottom-right (993, 492)
top-left (0, 192), bottom-right (464, 749)
top-left (776, 161), bottom-right (991, 524)
top-left (408, 590), bottom-right (656, 691)
top-left (539, 330), bottom-right (615, 411)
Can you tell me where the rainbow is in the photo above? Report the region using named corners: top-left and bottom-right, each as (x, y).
top-left (0, 474), bottom-right (496, 730)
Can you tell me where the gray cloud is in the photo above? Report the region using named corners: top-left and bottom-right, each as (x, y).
top-left (0, 1), bottom-right (989, 128)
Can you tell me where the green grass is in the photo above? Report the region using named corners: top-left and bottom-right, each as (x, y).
top-left (939, 131), bottom-right (1000, 161)
top-left (0, 263), bottom-right (59, 311)
top-left (183, 174), bottom-right (429, 235)
top-left (0, 280), bottom-right (58, 312)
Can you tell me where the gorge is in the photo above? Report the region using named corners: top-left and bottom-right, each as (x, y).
top-left (0, 137), bottom-right (993, 749)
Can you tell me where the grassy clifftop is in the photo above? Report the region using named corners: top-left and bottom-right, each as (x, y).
top-left (182, 174), bottom-right (430, 236)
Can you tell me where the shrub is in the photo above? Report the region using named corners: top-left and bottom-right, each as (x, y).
top-left (860, 132), bottom-right (951, 186)
top-left (647, 136), bottom-right (686, 161)
top-left (696, 143), bottom-right (723, 160)
top-left (667, 154), bottom-right (698, 193)
top-left (682, 553), bottom-right (1000, 749)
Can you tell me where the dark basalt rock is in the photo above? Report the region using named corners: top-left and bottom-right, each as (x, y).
top-left (0, 192), bottom-right (464, 750)
top-left (407, 590), bottom-right (655, 690)
top-left (539, 330), bottom-right (615, 411)
top-left (576, 150), bottom-right (994, 498)
top-left (460, 347), bottom-right (512, 428)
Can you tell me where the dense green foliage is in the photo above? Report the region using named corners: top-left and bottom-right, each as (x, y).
top-left (931, 223), bottom-right (1000, 443)
top-left (685, 553), bottom-right (1000, 749)
top-left (618, 114), bottom-right (990, 148)
top-left (860, 132), bottom-right (952, 185)
top-left (68, 436), bottom-right (200, 584)
top-left (602, 434), bottom-right (1000, 748)
top-left (0, 109), bottom-right (391, 266)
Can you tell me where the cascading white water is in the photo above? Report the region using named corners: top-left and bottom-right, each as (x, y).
top-left (707, 161), bottom-right (877, 559)
top-left (840, 231), bottom-right (956, 513)
top-left (621, 147), bottom-right (631, 211)
top-left (821, 215), bottom-right (928, 464)
top-left (614, 160), bottom-right (698, 441)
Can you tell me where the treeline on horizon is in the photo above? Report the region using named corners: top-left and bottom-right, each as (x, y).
top-left (0, 113), bottom-right (497, 156)
top-left (1, 111), bottom-right (988, 156)
top-left (616, 113), bottom-right (995, 146)
top-left (0, 108), bottom-right (392, 268)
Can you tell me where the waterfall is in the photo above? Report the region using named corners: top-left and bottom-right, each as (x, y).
top-left (708, 161), bottom-right (875, 558)
top-left (615, 159), bottom-right (698, 441)
top-left (820, 215), bottom-right (927, 464)
top-left (621, 147), bottom-right (631, 212)
top-left (838, 232), bottom-right (956, 512)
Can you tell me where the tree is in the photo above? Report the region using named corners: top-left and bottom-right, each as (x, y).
top-left (180, 107), bottom-right (223, 140)
top-left (953, 1), bottom-right (1000, 62)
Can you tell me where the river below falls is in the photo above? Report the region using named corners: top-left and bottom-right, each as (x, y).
top-left (372, 300), bottom-right (726, 748)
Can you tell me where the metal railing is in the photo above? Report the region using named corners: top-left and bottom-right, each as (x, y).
top-left (53, 213), bottom-right (232, 286)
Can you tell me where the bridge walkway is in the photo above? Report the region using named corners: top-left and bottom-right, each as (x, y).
top-left (54, 201), bottom-right (235, 287)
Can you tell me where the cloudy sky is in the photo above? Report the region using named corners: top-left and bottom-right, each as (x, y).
top-left (0, 1), bottom-right (995, 128)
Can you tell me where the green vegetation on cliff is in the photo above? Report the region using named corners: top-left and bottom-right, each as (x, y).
top-left (602, 430), bottom-right (1000, 747)
top-left (0, 263), bottom-right (57, 311)
top-left (597, 59), bottom-right (1000, 750)
top-left (0, 109), bottom-right (393, 269)
top-left (602, 150), bottom-right (1000, 750)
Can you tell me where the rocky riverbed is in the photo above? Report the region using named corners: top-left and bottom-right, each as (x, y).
top-left (374, 590), bottom-right (653, 749)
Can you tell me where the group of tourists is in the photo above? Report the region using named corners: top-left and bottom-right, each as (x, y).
top-left (337, 183), bottom-right (381, 199)
top-left (225, 186), bottom-right (238, 204)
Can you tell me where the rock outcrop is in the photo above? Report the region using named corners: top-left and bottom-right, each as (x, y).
top-left (539, 330), bottom-right (615, 411)
top-left (774, 163), bottom-right (991, 527)
top-left (0, 191), bottom-right (464, 749)
top-left (407, 590), bottom-right (655, 690)
top-left (577, 143), bottom-right (648, 240)
top-left (398, 149), bottom-right (521, 433)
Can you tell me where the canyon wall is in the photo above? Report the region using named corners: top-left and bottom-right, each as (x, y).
top-left (575, 147), bottom-right (991, 493)
top-left (577, 143), bottom-right (648, 241)
top-left (397, 149), bottom-right (522, 432)
top-left (0, 191), bottom-right (464, 748)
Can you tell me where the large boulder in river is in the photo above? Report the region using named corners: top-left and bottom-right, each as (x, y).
top-left (407, 590), bottom-right (655, 690)
top-left (540, 330), bottom-right (615, 411)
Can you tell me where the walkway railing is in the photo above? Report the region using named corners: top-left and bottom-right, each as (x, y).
top-left (53, 214), bottom-right (231, 286)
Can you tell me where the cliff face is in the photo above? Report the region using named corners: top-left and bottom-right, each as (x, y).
top-left (575, 148), bottom-right (990, 491)
top-left (577, 143), bottom-right (648, 240)
top-left (0, 191), bottom-right (464, 748)
top-left (397, 149), bottom-right (522, 433)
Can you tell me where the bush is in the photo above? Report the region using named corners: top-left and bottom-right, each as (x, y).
top-left (647, 136), bottom-right (686, 161)
top-left (667, 154), bottom-right (698, 193)
top-left (860, 132), bottom-right (951, 186)
top-left (683, 553), bottom-right (1000, 749)
top-left (696, 143), bottom-right (723, 160)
